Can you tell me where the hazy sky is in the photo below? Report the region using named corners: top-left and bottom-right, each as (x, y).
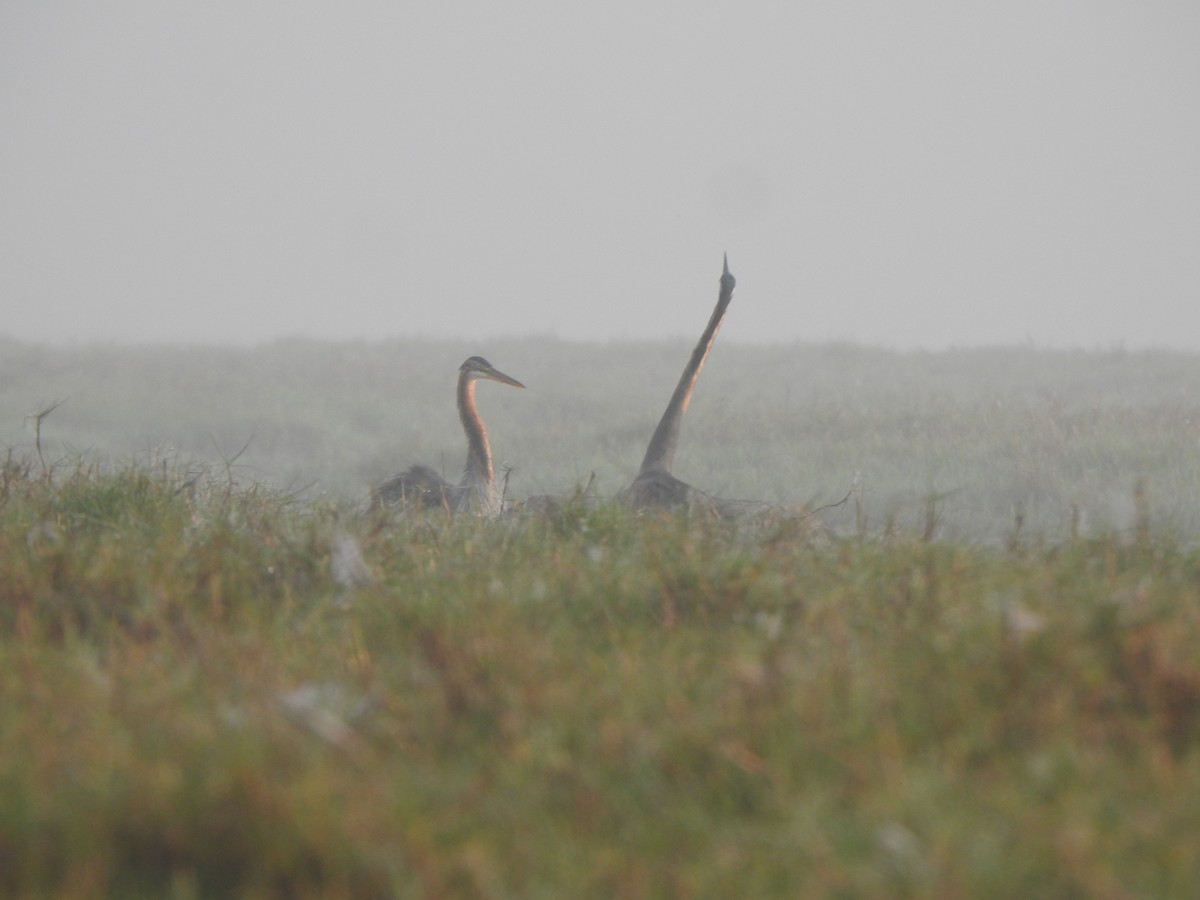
top-left (2, 2), bottom-right (1198, 349)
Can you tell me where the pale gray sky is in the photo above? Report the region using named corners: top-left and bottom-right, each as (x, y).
top-left (2, 2), bottom-right (1198, 349)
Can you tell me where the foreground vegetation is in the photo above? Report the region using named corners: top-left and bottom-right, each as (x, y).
top-left (3, 456), bottom-right (1200, 897)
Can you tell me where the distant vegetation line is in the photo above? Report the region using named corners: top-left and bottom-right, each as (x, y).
top-left (2, 337), bottom-right (1198, 540)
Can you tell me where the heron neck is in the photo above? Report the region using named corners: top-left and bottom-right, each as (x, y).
top-left (457, 375), bottom-right (494, 491)
top-left (638, 276), bottom-right (734, 475)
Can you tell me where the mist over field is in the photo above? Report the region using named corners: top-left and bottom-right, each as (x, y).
top-left (2, 3), bottom-right (1199, 349)
top-left (6, 7), bottom-right (1200, 891)
top-left (3, 6), bottom-right (1197, 533)
top-left (3, 336), bottom-right (1197, 542)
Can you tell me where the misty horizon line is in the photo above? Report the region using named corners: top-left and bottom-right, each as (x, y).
top-left (2, 331), bottom-right (1197, 358)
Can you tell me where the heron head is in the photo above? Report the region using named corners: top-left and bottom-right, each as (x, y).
top-left (720, 253), bottom-right (736, 292)
top-left (460, 356), bottom-right (525, 389)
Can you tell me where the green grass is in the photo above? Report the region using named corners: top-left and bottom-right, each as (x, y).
top-left (3, 456), bottom-right (1200, 897)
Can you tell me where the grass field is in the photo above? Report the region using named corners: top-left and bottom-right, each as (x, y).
top-left (3, 337), bottom-right (1199, 540)
top-left (2, 338), bottom-right (1200, 896)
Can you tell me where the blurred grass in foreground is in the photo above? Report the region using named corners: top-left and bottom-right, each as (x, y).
top-left (2, 456), bottom-right (1200, 897)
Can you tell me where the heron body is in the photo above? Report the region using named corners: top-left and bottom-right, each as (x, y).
top-left (623, 255), bottom-right (735, 512)
top-left (371, 356), bottom-right (524, 516)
